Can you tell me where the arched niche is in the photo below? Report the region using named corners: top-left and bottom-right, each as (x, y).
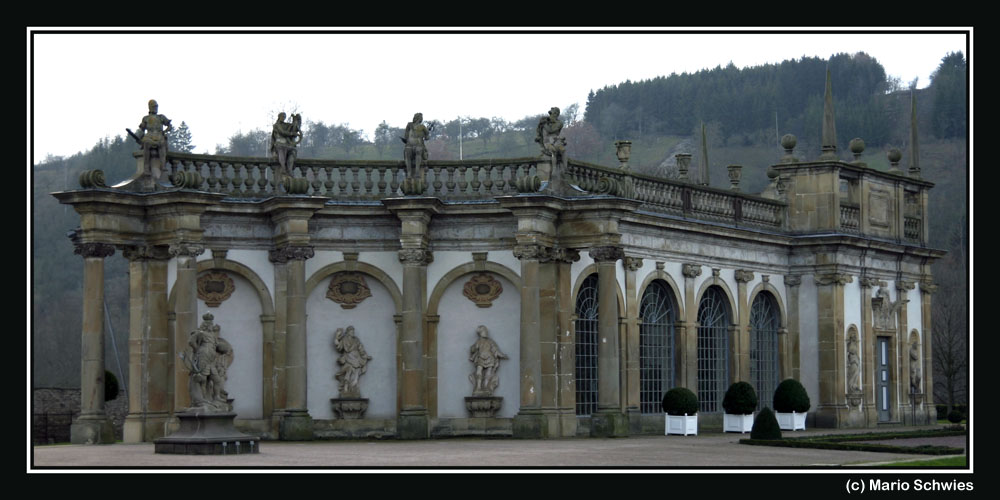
top-left (167, 259), bottom-right (275, 419)
top-left (304, 262), bottom-right (403, 420)
top-left (426, 260), bottom-right (521, 419)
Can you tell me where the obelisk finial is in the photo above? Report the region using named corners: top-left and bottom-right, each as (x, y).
top-left (820, 68), bottom-right (838, 160)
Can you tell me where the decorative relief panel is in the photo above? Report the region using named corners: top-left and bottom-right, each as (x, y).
top-left (869, 190), bottom-right (891, 228)
top-left (326, 272), bottom-right (373, 309)
top-left (197, 271), bottom-right (235, 307)
top-left (462, 273), bottom-right (503, 308)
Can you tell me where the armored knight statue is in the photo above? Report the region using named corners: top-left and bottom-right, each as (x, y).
top-left (468, 325), bottom-right (508, 397)
top-left (180, 313), bottom-right (234, 412)
top-left (270, 112), bottom-right (303, 179)
top-left (334, 326), bottom-right (372, 398)
top-left (127, 99), bottom-right (173, 172)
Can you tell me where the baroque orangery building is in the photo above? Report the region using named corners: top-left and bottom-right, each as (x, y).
top-left (54, 78), bottom-right (942, 444)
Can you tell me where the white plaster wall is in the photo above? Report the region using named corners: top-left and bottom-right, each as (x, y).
top-left (307, 250), bottom-right (344, 277)
top-left (358, 251), bottom-right (403, 291)
top-left (487, 250), bottom-right (521, 277)
top-left (436, 274), bottom-right (520, 418)
top-left (664, 261), bottom-right (685, 310)
top-left (571, 253), bottom-right (594, 289)
top-left (798, 274), bottom-right (819, 405)
top-left (906, 286), bottom-right (922, 335)
top-left (225, 250), bottom-right (274, 291)
top-left (427, 251), bottom-right (473, 298)
top-left (196, 274), bottom-right (264, 419)
top-left (305, 276), bottom-right (397, 420)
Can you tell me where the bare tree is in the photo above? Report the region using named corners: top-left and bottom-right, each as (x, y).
top-left (932, 222), bottom-right (968, 414)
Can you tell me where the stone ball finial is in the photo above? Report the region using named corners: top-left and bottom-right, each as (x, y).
top-left (887, 148), bottom-right (902, 163)
top-left (849, 138), bottom-right (865, 155)
top-left (781, 134), bottom-right (797, 150)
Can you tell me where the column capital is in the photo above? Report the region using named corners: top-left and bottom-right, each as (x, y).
top-left (398, 248), bottom-right (433, 266)
top-left (268, 245), bottom-right (315, 263)
top-left (896, 280), bottom-right (916, 292)
top-left (122, 244), bottom-right (171, 261)
top-left (858, 276), bottom-right (881, 288)
top-left (814, 272), bottom-right (853, 286)
top-left (920, 279), bottom-right (938, 294)
top-left (784, 274), bottom-right (802, 287)
top-left (513, 244), bottom-right (552, 262)
top-left (168, 242), bottom-right (206, 258)
top-left (682, 263), bottom-right (702, 279)
top-left (73, 242), bottom-right (115, 259)
top-left (551, 247), bottom-right (580, 264)
top-left (624, 256), bottom-right (643, 272)
top-left (734, 269), bottom-right (755, 283)
top-left (589, 245), bottom-right (624, 263)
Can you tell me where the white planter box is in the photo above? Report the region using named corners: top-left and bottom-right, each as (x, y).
top-left (724, 413), bottom-right (754, 433)
top-left (665, 414), bottom-right (698, 436)
top-left (776, 411), bottom-right (806, 431)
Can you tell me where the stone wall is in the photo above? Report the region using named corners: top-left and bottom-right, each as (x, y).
top-left (32, 388), bottom-right (127, 443)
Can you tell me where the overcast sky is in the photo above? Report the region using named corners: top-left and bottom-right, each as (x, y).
top-left (29, 30), bottom-right (969, 161)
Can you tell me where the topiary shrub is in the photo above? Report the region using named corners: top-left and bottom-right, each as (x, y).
top-left (947, 409), bottom-right (964, 424)
top-left (750, 407), bottom-right (782, 440)
top-left (662, 387), bottom-right (699, 415)
top-left (104, 370), bottom-right (120, 402)
top-left (723, 381), bottom-right (758, 415)
top-left (773, 379), bottom-right (810, 413)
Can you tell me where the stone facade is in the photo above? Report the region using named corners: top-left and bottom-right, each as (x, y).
top-left (53, 105), bottom-right (942, 443)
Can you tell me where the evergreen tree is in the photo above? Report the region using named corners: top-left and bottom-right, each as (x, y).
top-left (931, 52), bottom-right (967, 139)
top-left (168, 121), bottom-right (195, 153)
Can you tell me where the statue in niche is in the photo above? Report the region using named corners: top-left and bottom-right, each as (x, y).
top-left (270, 112), bottom-right (303, 178)
top-left (847, 330), bottom-right (861, 394)
top-left (334, 326), bottom-right (371, 398)
top-left (402, 112), bottom-right (431, 180)
top-left (127, 99), bottom-right (173, 171)
top-left (180, 313), bottom-right (234, 412)
top-left (872, 288), bottom-right (904, 330)
top-left (909, 335), bottom-right (922, 393)
top-left (469, 325), bottom-right (508, 397)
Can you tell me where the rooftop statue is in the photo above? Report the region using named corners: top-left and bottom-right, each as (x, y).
top-left (535, 106), bottom-right (566, 160)
top-left (401, 113), bottom-right (432, 194)
top-left (179, 313), bottom-right (234, 412)
top-left (270, 112), bottom-right (303, 179)
top-left (127, 99), bottom-right (173, 175)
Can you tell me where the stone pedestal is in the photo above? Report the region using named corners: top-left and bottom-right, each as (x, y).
top-left (590, 410), bottom-right (629, 438)
top-left (155, 411), bottom-right (259, 455)
top-left (331, 398), bottom-right (369, 419)
top-left (465, 396), bottom-right (503, 418)
top-left (279, 409), bottom-right (314, 441)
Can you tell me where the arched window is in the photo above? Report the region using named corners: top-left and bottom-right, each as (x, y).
top-left (697, 286), bottom-right (730, 413)
top-left (750, 292), bottom-right (780, 410)
top-left (575, 274), bottom-right (599, 416)
top-left (639, 280), bottom-right (676, 414)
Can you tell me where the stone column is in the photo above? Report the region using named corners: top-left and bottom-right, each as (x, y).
top-left (397, 247), bottom-right (432, 439)
top-left (512, 243), bottom-right (548, 438)
top-left (623, 256), bottom-right (643, 433)
top-left (920, 279), bottom-right (937, 422)
top-left (814, 272), bottom-right (852, 428)
top-left (272, 245), bottom-right (315, 440)
top-left (896, 280), bottom-right (916, 423)
top-left (168, 243), bottom-right (204, 413)
top-left (680, 264), bottom-right (702, 391)
top-left (70, 242), bottom-right (116, 444)
top-left (734, 269), bottom-right (754, 383)
top-left (855, 276), bottom-right (878, 425)
top-left (123, 244), bottom-right (172, 442)
top-left (590, 245), bottom-right (627, 437)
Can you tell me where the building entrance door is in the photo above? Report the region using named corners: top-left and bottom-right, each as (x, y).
top-left (877, 336), bottom-right (891, 422)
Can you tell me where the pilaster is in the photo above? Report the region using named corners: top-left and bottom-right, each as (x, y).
top-left (858, 276), bottom-right (880, 426)
top-left (920, 279), bottom-right (938, 422)
top-left (623, 256), bottom-right (642, 433)
top-left (680, 263), bottom-right (702, 392)
top-left (734, 269), bottom-right (754, 383)
top-left (784, 275), bottom-right (802, 381)
top-left (168, 242), bottom-right (205, 413)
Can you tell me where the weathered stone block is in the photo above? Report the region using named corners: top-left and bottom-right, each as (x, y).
top-left (590, 411), bottom-right (629, 438)
top-left (397, 413), bottom-right (429, 440)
